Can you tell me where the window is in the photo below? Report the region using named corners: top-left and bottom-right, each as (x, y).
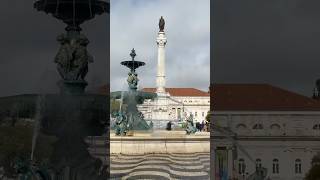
top-left (256, 158), bottom-right (262, 169)
top-left (272, 159), bottom-right (279, 174)
top-left (195, 112), bottom-right (197, 117)
top-left (253, 123), bottom-right (263, 130)
top-left (295, 159), bottom-right (302, 174)
top-left (313, 124), bottom-right (320, 130)
top-left (270, 124), bottom-right (281, 130)
top-left (202, 112), bottom-right (205, 117)
top-left (270, 124), bottom-right (281, 135)
top-left (236, 124), bottom-right (247, 131)
top-left (238, 159), bottom-right (246, 174)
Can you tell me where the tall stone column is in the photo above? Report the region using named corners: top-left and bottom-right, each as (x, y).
top-left (156, 31), bottom-right (167, 94)
top-left (152, 16), bottom-right (169, 122)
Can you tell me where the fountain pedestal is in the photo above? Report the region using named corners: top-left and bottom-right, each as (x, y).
top-left (39, 94), bottom-right (109, 180)
top-left (58, 80), bottom-right (88, 94)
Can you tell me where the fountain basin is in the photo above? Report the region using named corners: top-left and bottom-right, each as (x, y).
top-left (0, 94), bottom-right (108, 136)
top-left (109, 130), bottom-right (209, 154)
top-left (34, 0), bottom-right (109, 29)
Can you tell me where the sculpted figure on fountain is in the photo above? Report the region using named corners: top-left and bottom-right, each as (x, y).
top-left (55, 34), bottom-right (93, 81)
top-left (186, 113), bottom-right (197, 135)
top-left (114, 112), bottom-right (128, 136)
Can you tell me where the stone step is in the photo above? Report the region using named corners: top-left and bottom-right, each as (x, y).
top-left (113, 153), bottom-right (210, 162)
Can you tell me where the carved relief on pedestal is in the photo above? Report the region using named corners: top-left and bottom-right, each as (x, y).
top-left (156, 38), bottom-right (167, 47)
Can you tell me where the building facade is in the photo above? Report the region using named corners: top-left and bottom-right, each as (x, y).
top-left (211, 84), bottom-right (320, 180)
top-left (138, 88), bottom-right (210, 125)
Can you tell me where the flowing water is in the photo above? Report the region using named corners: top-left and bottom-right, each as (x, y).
top-left (119, 91), bottom-right (124, 112)
top-left (117, 79), bottom-right (127, 113)
top-left (31, 95), bottom-right (45, 161)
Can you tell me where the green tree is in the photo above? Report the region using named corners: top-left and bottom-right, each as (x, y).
top-left (305, 152), bottom-right (320, 180)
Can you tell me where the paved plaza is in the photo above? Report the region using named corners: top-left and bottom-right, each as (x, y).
top-left (110, 153), bottom-right (210, 180)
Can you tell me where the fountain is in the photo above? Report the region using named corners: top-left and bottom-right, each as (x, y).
top-left (109, 51), bottom-right (209, 164)
top-left (0, 0), bottom-right (110, 179)
top-left (111, 49), bottom-right (157, 135)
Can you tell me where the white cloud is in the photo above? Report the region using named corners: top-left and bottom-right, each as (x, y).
top-left (110, 0), bottom-right (210, 91)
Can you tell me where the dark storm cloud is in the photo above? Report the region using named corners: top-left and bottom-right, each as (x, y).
top-left (213, 0), bottom-right (320, 96)
top-left (0, 0), bottom-right (109, 96)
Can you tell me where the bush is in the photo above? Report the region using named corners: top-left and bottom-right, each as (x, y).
top-left (305, 152), bottom-right (320, 180)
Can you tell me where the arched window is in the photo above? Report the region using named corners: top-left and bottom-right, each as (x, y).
top-left (195, 112), bottom-right (197, 117)
top-left (313, 124), bottom-right (320, 130)
top-left (256, 158), bottom-right (262, 169)
top-left (295, 159), bottom-right (302, 174)
top-left (253, 123), bottom-right (263, 130)
top-left (270, 124), bottom-right (281, 130)
top-left (236, 124), bottom-right (247, 131)
top-left (272, 159), bottom-right (279, 174)
top-left (238, 159), bottom-right (246, 174)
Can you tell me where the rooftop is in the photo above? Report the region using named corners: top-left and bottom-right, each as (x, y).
top-left (211, 84), bottom-right (320, 111)
top-left (142, 88), bottom-right (210, 97)
top-left (101, 84), bottom-right (320, 111)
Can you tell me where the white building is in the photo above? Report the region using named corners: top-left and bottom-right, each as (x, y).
top-left (138, 87), bottom-right (210, 123)
top-left (211, 84), bottom-right (320, 180)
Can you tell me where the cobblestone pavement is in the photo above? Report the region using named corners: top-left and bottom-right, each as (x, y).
top-left (110, 153), bottom-right (210, 180)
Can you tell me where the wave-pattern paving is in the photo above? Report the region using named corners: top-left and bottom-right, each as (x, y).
top-left (110, 153), bottom-right (210, 180)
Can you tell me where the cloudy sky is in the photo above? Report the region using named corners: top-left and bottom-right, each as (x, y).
top-left (0, 0), bottom-right (108, 96)
top-left (213, 0), bottom-right (320, 96)
top-left (2, 0), bottom-right (320, 97)
top-left (110, 0), bottom-right (210, 92)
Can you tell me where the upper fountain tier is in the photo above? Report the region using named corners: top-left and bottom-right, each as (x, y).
top-left (34, 0), bottom-right (109, 31)
top-left (121, 48), bottom-right (145, 73)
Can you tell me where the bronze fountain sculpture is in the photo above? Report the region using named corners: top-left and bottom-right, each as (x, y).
top-left (0, 0), bottom-right (110, 179)
top-left (111, 49), bottom-right (157, 134)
